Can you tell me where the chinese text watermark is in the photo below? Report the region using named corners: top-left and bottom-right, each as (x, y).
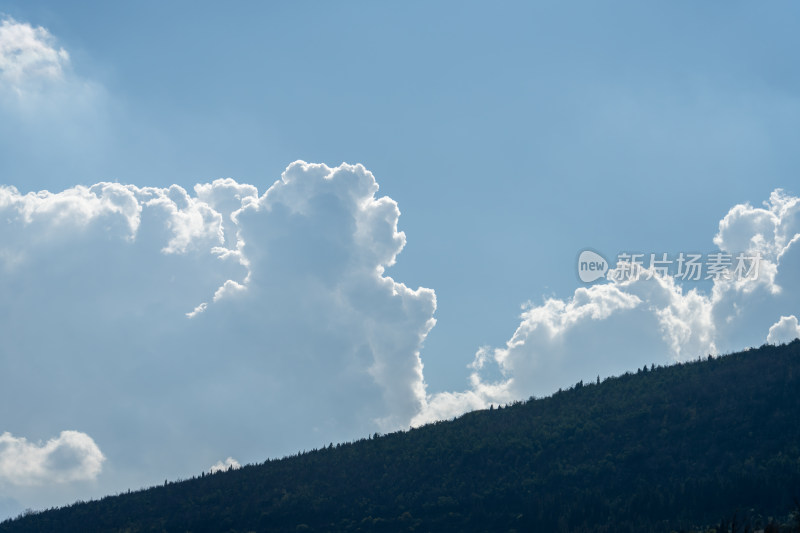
top-left (577, 250), bottom-right (761, 283)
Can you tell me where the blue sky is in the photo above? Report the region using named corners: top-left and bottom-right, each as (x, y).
top-left (1, 1), bottom-right (799, 519)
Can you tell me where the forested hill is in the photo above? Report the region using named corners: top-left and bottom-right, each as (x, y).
top-left (3, 341), bottom-right (800, 533)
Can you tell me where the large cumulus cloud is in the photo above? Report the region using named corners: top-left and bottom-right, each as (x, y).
top-left (414, 189), bottom-right (799, 425)
top-left (0, 161), bottom-right (435, 508)
top-left (2, 160), bottom-right (797, 516)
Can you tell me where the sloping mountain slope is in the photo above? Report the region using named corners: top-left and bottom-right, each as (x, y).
top-left (3, 341), bottom-right (800, 532)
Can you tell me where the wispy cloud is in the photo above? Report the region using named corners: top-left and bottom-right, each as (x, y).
top-left (0, 15), bottom-right (108, 184)
top-left (0, 17), bottom-right (70, 95)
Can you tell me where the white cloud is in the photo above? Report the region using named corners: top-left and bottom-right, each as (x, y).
top-left (209, 457), bottom-right (240, 474)
top-left (0, 161), bottom-right (435, 501)
top-left (0, 431), bottom-right (104, 486)
top-left (0, 17), bottom-right (69, 93)
top-left (0, 182), bottom-right (141, 238)
top-left (413, 273), bottom-right (715, 426)
top-left (709, 189), bottom-right (800, 351)
top-left (220, 161), bottom-right (436, 431)
top-left (767, 315), bottom-right (800, 345)
top-left (415, 188), bottom-right (800, 425)
top-left (0, 16), bottom-right (108, 187)
top-left (1, 160), bottom-right (796, 513)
